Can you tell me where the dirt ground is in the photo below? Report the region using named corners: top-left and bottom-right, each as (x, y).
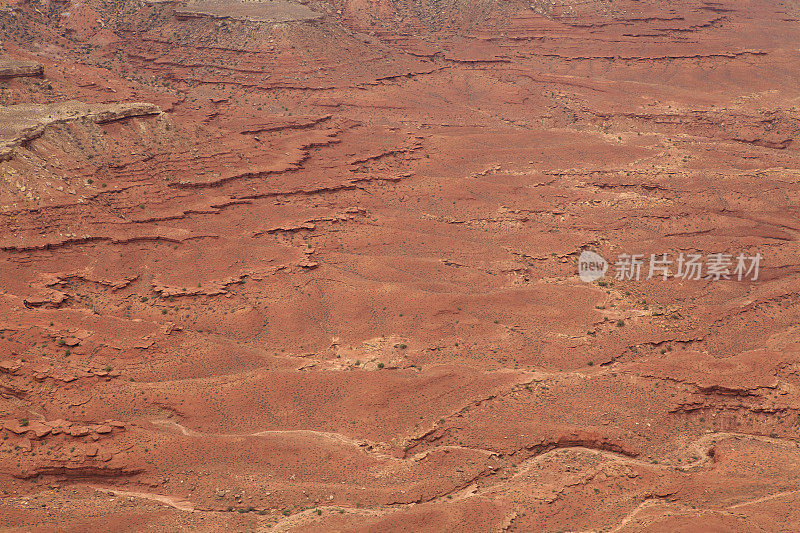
top-left (1, 0), bottom-right (800, 531)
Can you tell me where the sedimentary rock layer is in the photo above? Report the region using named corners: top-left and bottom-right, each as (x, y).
top-left (1, 0), bottom-right (799, 530)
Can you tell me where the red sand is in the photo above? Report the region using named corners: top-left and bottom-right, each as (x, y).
top-left (1, 0), bottom-right (800, 530)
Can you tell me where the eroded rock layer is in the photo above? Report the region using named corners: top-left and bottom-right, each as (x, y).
top-left (1, 0), bottom-right (800, 530)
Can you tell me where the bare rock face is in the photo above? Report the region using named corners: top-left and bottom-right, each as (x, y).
top-left (0, 58), bottom-right (43, 79)
top-left (1, 0), bottom-right (800, 530)
top-left (175, 0), bottom-right (324, 22)
top-left (0, 101), bottom-right (160, 160)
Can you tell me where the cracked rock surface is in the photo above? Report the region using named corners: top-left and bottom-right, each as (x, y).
top-left (1, 0), bottom-right (800, 530)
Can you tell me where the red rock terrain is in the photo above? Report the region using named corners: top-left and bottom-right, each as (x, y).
top-left (1, 0), bottom-right (800, 530)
